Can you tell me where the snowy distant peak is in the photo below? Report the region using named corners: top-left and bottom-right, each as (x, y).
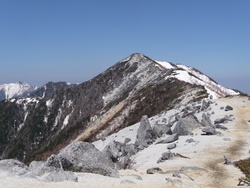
top-left (0, 81), bottom-right (74, 101)
top-left (155, 60), bottom-right (239, 98)
top-left (0, 82), bottom-right (36, 100)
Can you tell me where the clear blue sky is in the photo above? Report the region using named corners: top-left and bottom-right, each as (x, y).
top-left (0, 0), bottom-right (249, 94)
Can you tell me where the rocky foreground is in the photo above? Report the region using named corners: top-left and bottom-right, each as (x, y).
top-left (0, 95), bottom-right (250, 188)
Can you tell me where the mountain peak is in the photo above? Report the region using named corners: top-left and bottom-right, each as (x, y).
top-left (17, 81), bottom-right (29, 85)
top-left (119, 53), bottom-right (152, 64)
top-left (129, 52), bottom-right (146, 58)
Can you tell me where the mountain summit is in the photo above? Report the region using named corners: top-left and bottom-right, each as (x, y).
top-left (0, 53), bottom-right (239, 163)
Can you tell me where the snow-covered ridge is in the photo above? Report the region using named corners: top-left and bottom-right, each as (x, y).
top-left (155, 60), bottom-right (239, 99)
top-left (0, 82), bottom-right (36, 100)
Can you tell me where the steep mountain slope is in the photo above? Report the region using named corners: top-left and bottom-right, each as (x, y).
top-left (0, 82), bottom-right (36, 101)
top-left (0, 53), bottom-right (239, 164)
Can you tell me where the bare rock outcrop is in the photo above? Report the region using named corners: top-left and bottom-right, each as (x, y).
top-left (152, 121), bottom-right (172, 138)
top-left (0, 159), bottom-right (28, 176)
top-left (173, 118), bottom-right (193, 136)
top-left (0, 158), bottom-right (78, 182)
top-left (102, 140), bottom-right (136, 169)
top-left (201, 113), bottom-right (217, 135)
top-left (157, 151), bottom-right (174, 163)
top-left (201, 113), bottom-right (214, 128)
top-left (201, 127), bottom-right (216, 135)
top-left (225, 105), bottom-right (233, 111)
top-left (57, 141), bottom-right (119, 177)
top-left (214, 115), bottom-right (233, 124)
top-left (25, 155), bottom-right (78, 182)
top-left (40, 170), bottom-right (78, 182)
top-left (167, 143), bottom-right (177, 150)
top-left (156, 133), bottom-right (179, 144)
top-left (146, 167), bottom-right (163, 174)
top-left (26, 155), bottom-right (62, 177)
top-left (135, 115), bottom-right (154, 150)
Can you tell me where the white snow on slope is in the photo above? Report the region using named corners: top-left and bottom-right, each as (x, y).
top-left (62, 114), bottom-right (71, 130)
top-left (14, 97), bottom-right (39, 110)
top-left (42, 85), bottom-right (47, 98)
top-left (155, 60), bottom-right (175, 69)
top-left (46, 99), bottom-right (54, 108)
top-left (18, 112), bottom-right (29, 130)
top-left (9, 97), bottom-right (39, 130)
top-left (62, 108), bottom-right (74, 130)
top-left (53, 108), bottom-right (62, 128)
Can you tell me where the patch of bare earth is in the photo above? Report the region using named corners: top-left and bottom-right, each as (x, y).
top-left (203, 96), bottom-right (250, 187)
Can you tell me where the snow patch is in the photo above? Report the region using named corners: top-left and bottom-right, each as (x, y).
top-left (10, 98), bottom-right (16, 103)
top-left (18, 112), bottom-right (29, 131)
top-left (53, 108), bottom-right (62, 128)
top-left (61, 108), bottom-right (74, 130)
top-left (44, 99), bottom-right (54, 124)
top-left (15, 97), bottom-right (39, 111)
top-left (44, 116), bottom-right (48, 124)
top-left (155, 60), bottom-right (175, 69)
top-left (62, 114), bottom-right (70, 130)
top-left (42, 85), bottom-right (47, 98)
top-left (67, 100), bottom-right (73, 107)
top-left (46, 99), bottom-right (54, 108)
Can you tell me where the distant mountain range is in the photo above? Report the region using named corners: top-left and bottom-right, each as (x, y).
top-left (0, 53), bottom-right (240, 163)
top-left (0, 81), bottom-right (74, 101)
top-left (0, 54), bottom-right (239, 102)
